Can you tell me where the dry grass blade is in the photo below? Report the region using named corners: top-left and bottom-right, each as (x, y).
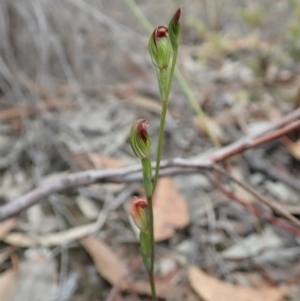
top-left (3, 222), bottom-right (97, 247)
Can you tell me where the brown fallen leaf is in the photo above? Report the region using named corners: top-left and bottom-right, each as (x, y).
top-left (125, 280), bottom-right (199, 301)
top-left (153, 178), bottom-right (190, 241)
top-left (0, 218), bottom-right (17, 240)
top-left (189, 266), bottom-right (285, 301)
top-left (0, 269), bottom-right (16, 301)
top-left (80, 234), bottom-right (197, 300)
top-left (80, 236), bottom-right (126, 285)
top-left (282, 136), bottom-right (300, 160)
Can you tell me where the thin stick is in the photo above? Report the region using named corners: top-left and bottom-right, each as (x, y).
top-left (208, 172), bottom-right (300, 237)
top-left (212, 165), bottom-right (300, 228)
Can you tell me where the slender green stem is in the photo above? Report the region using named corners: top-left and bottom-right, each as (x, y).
top-left (141, 158), bottom-right (153, 197)
top-left (140, 158), bottom-right (156, 301)
top-left (147, 51), bottom-right (178, 301)
top-left (146, 195), bottom-right (157, 301)
top-left (152, 50), bottom-right (178, 192)
top-left (166, 50), bottom-right (179, 104)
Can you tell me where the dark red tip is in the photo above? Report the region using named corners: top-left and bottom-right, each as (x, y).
top-left (156, 26), bottom-right (168, 38)
top-left (172, 7), bottom-right (182, 24)
top-left (137, 120), bottom-right (149, 143)
top-left (153, 26), bottom-right (168, 47)
top-left (132, 199), bottom-right (148, 212)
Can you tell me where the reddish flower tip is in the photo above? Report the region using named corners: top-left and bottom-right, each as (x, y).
top-left (130, 119), bottom-right (151, 159)
top-left (130, 199), bottom-right (148, 231)
top-left (153, 26), bottom-right (169, 47)
top-left (172, 7), bottom-right (182, 24)
top-left (131, 199), bottom-right (148, 216)
top-left (156, 26), bottom-right (169, 38)
top-left (137, 119), bottom-right (149, 144)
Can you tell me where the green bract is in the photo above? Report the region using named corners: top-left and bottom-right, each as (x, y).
top-left (168, 7), bottom-right (182, 51)
top-left (130, 119), bottom-right (152, 159)
top-left (148, 26), bottom-right (172, 70)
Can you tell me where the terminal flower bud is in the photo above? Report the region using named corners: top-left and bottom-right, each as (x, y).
top-left (130, 119), bottom-right (152, 159)
top-left (130, 199), bottom-right (148, 231)
top-left (168, 7), bottom-right (182, 51)
top-left (148, 26), bottom-right (172, 70)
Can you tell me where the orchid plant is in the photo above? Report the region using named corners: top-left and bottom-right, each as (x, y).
top-left (129, 8), bottom-right (182, 301)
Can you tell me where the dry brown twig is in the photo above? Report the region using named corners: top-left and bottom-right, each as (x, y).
top-left (208, 170), bottom-right (300, 237)
top-left (0, 108), bottom-right (300, 222)
top-left (212, 165), bottom-right (300, 228)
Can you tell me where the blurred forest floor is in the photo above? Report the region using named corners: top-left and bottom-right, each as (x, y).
top-left (0, 0), bottom-right (300, 300)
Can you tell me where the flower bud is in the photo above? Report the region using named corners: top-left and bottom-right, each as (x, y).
top-left (168, 7), bottom-right (182, 51)
top-left (130, 119), bottom-right (151, 159)
top-left (148, 26), bottom-right (172, 70)
top-left (130, 199), bottom-right (148, 231)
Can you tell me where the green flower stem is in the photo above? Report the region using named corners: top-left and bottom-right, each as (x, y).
top-left (157, 68), bottom-right (168, 101)
top-left (141, 158), bottom-right (153, 197)
top-left (146, 195), bottom-right (157, 301)
top-left (140, 230), bottom-right (151, 270)
top-left (144, 24), bottom-right (179, 301)
top-left (140, 156), bottom-right (156, 301)
top-left (152, 50), bottom-right (178, 192)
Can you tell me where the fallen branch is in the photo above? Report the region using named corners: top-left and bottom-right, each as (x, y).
top-left (0, 109), bottom-right (300, 221)
top-left (212, 165), bottom-right (300, 228)
top-left (208, 172), bottom-right (300, 237)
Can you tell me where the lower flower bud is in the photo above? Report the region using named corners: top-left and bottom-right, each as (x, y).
top-left (130, 199), bottom-right (148, 231)
top-left (130, 119), bottom-right (152, 159)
